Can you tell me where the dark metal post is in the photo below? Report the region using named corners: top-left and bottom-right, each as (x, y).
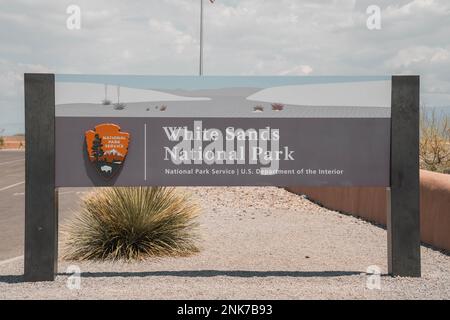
top-left (24, 73), bottom-right (58, 281)
top-left (388, 75), bottom-right (421, 277)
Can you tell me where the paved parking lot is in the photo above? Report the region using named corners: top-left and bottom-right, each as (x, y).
top-left (0, 150), bottom-right (87, 261)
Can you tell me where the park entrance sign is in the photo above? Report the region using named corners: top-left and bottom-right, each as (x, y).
top-left (54, 75), bottom-right (391, 187)
top-left (24, 74), bottom-right (421, 281)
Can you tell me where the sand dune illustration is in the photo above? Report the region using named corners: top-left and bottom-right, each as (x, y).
top-left (246, 80), bottom-right (391, 108)
top-left (55, 80), bottom-right (391, 118)
top-left (55, 82), bottom-right (211, 105)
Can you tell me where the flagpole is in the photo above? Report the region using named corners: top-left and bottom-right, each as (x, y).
top-left (199, 0), bottom-right (204, 76)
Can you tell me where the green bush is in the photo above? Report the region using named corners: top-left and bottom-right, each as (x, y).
top-left (63, 187), bottom-right (200, 261)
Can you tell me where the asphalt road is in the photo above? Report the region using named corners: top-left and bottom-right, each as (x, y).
top-left (0, 150), bottom-right (88, 261)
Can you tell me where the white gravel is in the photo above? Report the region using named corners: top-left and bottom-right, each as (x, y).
top-left (1, 187), bottom-right (449, 299)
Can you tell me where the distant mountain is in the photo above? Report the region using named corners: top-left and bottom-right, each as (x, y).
top-left (0, 122), bottom-right (24, 136)
top-left (422, 106), bottom-right (450, 120)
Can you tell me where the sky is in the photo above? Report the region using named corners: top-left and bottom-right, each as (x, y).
top-left (1, 0), bottom-right (450, 134)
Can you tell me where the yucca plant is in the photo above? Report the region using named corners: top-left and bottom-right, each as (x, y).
top-left (63, 187), bottom-right (200, 261)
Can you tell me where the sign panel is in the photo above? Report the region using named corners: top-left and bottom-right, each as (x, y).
top-left (55, 75), bottom-right (391, 187)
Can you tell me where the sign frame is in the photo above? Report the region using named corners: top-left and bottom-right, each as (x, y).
top-left (23, 73), bottom-right (420, 281)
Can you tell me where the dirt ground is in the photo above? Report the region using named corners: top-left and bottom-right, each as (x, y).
top-left (1, 187), bottom-right (449, 299)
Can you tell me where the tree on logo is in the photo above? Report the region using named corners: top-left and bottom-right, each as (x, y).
top-left (91, 134), bottom-right (104, 162)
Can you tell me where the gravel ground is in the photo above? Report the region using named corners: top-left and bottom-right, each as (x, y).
top-left (1, 187), bottom-right (449, 299)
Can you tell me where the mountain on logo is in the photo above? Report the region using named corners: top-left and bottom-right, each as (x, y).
top-left (102, 148), bottom-right (125, 163)
top-left (105, 149), bottom-right (124, 157)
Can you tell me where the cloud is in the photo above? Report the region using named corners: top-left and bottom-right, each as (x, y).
top-left (386, 46), bottom-right (450, 69)
top-left (0, 0), bottom-right (449, 133)
top-left (0, 59), bottom-right (51, 96)
top-left (0, 59), bottom-right (52, 133)
top-left (279, 65), bottom-right (314, 75)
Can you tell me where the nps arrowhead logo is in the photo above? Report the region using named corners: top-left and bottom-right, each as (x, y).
top-left (85, 123), bottom-right (130, 179)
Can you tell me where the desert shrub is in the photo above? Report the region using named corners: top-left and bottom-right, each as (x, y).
top-left (253, 105), bottom-right (264, 112)
top-left (0, 136), bottom-right (3, 147)
top-left (113, 103), bottom-right (126, 110)
top-left (271, 103), bottom-right (284, 111)
top-left (419, 108), bottom-right (450, 173)
top-left (63, 187), bottom-right (200, 261)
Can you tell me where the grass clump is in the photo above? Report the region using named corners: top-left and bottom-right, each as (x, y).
top-left (63, 187), bottom-right (200, 261)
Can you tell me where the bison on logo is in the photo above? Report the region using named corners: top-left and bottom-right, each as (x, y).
top-left (85, 123), bottom-right (130, 179)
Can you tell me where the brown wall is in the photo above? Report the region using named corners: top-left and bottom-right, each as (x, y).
top-left (420, 170), bottom-right (450, 252)
top-left (0, 137), bottom-right (25, 149)
top-left (286, 170), bottom-right (450, 252)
